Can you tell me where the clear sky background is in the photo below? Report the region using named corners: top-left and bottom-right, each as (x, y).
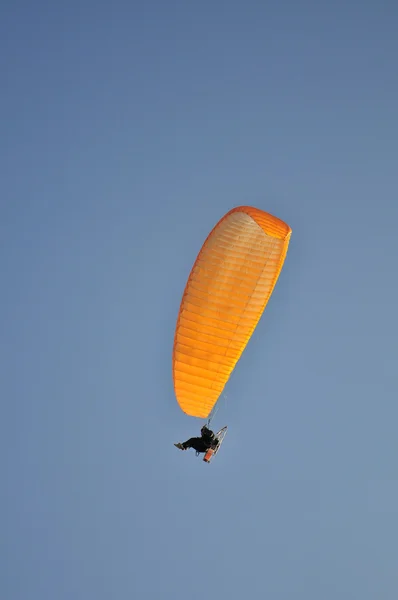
top-left (2, 1), bottom-right (398, 599)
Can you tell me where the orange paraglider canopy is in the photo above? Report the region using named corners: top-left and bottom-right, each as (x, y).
top-left (172, 206), bottom-right (292, 418)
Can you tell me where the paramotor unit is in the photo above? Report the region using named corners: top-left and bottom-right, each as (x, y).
top-left (203, 426), bottom-right (228, 464)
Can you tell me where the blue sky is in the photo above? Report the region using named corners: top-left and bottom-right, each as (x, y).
top-left (2, 1), bottom-right (398, 599)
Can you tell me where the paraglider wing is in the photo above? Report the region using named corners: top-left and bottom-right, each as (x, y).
top-left (172, 206), bottom-right (291, 419)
